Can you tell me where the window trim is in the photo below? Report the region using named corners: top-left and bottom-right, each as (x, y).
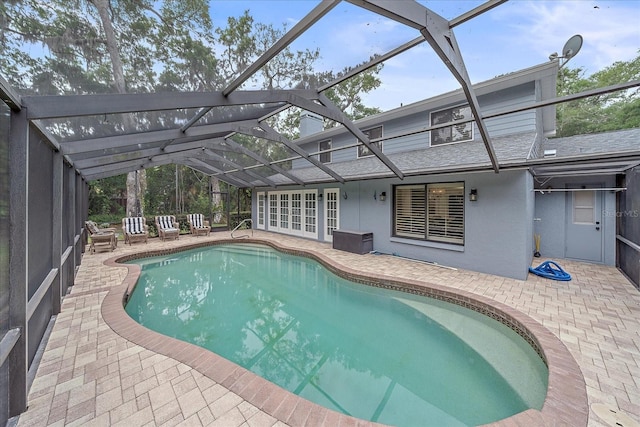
top-left (393, 182), bottom-right (465, 245)
top-left (357, 125), bottom-right (383, 158)
top-left (429, 104), bottom-right (473, 147)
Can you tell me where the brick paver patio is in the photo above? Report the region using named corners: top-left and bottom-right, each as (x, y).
top-left (15, 230), bottom-right (640, 427)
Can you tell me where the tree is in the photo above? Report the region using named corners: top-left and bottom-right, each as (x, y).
top-left (1, 4), bottom-right (385, 221)
top-left (89, 0), bottom-right (146, 217)
top-left (556, 52), bottom-right (640, 137)
top-left (276, 60), bottom-right (384, 140)
top-left (89, 174), bottom-right (127, 217)
top-left (1, 0), bottom-right (214, 216)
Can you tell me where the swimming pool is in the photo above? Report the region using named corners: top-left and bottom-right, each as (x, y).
top-left (124, 243), bottom-right (548, 426)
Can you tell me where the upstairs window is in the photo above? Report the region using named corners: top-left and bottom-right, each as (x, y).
top-left (430, 105), bottom-right (473, 146)
top-left (319, 140), bottom-right (331, 164)
top-left (357, 126), bottom-right (383, 158)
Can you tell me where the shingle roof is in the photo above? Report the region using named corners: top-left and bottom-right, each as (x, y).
top-left (264, 132), bottom-right (539, 185)
top-left (261, 128), bottom-right (640, 187)
top-left (541, 128), bottom-right (640, 158)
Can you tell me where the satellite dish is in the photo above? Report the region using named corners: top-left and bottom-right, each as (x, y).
top-left (562, 34), bottom-right (583, 59)
top-left (561, 34), bottom-right (583, 61)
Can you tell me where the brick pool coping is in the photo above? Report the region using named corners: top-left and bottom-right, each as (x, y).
top-left (102, 238), bottom-right (588, 427)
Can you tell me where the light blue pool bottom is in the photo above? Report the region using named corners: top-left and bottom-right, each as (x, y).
top-left (125, 243), bottom-right (548, 427)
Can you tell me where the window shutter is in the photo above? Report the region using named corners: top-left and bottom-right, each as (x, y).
top-left (394, 185), bottom-right (425, 238)
top-left (427, 183), bottom-right (464, 244)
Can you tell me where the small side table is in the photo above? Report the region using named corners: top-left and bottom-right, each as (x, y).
top-left (90, 232), bottom-right (116, 253)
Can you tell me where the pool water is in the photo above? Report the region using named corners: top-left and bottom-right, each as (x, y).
top-left (125, 244), bottom-right (548, 426)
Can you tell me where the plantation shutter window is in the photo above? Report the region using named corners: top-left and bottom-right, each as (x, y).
top-left (427, 183), bottom-right (464, 244)
top-left (394, 185), bottom-right (426, 238)
top-left (394, 182), bottom-right (464, 245)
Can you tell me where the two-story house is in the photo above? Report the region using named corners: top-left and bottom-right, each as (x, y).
top-left (251, 61), bottom-right (639, 280)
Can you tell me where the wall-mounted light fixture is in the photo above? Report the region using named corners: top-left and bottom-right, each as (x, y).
top-left (469, 188), bottom-right (478, 202)
top-left (373, 190), bottom-right (377, 200)
top-left (379, 191), bottom-right (386, 201)
top-left (317, 192), bottom-right (323, 202)
top-left (343, 191), bottom-right (348, 200)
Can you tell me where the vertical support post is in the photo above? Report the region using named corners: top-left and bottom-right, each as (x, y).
top-left (208, 176), bottom-right (213, 228)
top-left (8, 108), bottom-right (28, 416)
top-left (175, 164), bottom-right (179, 214)
top-left (70, 170), bottom-right (78, 283)
top-left (51, 151), bottom-right (63, 314)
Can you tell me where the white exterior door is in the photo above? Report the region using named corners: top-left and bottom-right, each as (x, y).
top-left (324, 189), bottom-right (339, 242)
top-left (565, 188), bottom-right (603, 262)
top-left (304, 192), bottom-right (317, 238)
top-left (256, 192), bottom-right (265, 229)
top-left (264, 190), bottom-right (318, 239)
top-left (268, 194), bottom-right (278, 230)
top-left (279, 193), bottom-right (290, 232)
top-left (291, 193), bottom-right (302, 235)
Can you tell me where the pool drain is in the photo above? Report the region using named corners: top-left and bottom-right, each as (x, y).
top-left (592, 403), bottom-right (640, 427)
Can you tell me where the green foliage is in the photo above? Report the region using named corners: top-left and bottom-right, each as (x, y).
top-left (87, 213), bottom-right (122, 227)
top-left (230, 211), bottom-right (252, 229)
top-left (275, 59), bottom-right (384, 138)
top-left (325, 62), bottom-right (384, 122)
top-left (144, 165), bottom-right (177, 214)
top-left (143, 164), bottom-right (222, 217)
top-left (89, 175), bottom-right (127, 216)
top-left (2, 2), bottom-right (385, 222)
top-left (557, 52), bottom-right (640, 137)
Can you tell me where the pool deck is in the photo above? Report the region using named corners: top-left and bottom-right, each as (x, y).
top-left (15, 230), bottom-right (640, 427)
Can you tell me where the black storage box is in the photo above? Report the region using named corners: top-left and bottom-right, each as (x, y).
top-left (332, 230), bottom-right (373, 254)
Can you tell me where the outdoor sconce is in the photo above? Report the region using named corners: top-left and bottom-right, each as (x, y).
top-left (317, 192), bottom-right (323, 202)
top-left (343, 191), bottom-right (348, 200)
top-left (380, 191), bottom-right (386, 201)
top-left (469, 188), bottom-right (478, 202)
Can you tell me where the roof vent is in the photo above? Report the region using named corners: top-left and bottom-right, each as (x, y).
top-left (543, 149), bottom-right (557, 158)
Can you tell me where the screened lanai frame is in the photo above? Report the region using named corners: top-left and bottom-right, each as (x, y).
top-left (1, 0), bottom-right (640, 424)
top-left (4, 0), bottom-right (515, 190)
top-left (3, 0), bottom-right (639, 188)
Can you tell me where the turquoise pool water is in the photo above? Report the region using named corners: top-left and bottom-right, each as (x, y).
top-left (125, 243), bottom-right (548, 426)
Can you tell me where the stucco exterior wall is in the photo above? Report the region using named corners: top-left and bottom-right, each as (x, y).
top-left (533, 175), bottom-right (616, 265)
top-left (253, 169), bottom-right (536, 280)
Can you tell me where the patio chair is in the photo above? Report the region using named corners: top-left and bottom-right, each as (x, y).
top-left (85, 220), bottom-right (117, 254)
top-left (155, 215), bottom-right (180, 241)
top-left (122, 216), bottom-right (149, 245)
top-left (187, 213), bottom-right (211, 237)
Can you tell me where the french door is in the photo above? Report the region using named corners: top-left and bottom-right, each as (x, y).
top-left (265, 190), bottom-right (318, 239)
top-left (324, 189), bottom-right (339, 242)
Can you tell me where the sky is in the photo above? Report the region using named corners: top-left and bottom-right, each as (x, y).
top-left (207, 0), bottom-right (640, 112)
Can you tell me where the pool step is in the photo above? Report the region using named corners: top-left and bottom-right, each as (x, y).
top-left (213, 244), bottom-right (281, 258)
top-left (393, 297), bottom-right (546, 409)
